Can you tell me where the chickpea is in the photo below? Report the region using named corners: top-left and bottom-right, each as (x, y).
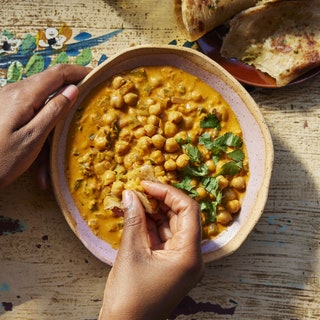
top-left (168, 111), bottom-right (183, 124)
top-left (101, 170), bottom-right (116, 186)
top-left (150, 150), bottom-right (165, 165)
top-left (206, 223), bottom-right (219, 237)
top-left (149, 103), bottom-right (162, 116)
top-left (164, 122), bottom-right (178, 137)
top-left (147, 115), bottom-right (160, 126)
top-left (144, 124), bottom-right (157, 137)
top-left (123, 92), bottom-right (139, 106)
top-left (115, 140), bottom-right (130, 155)
top-left (119, 127), bottom-right (133, 141)
top-left (217, 176), bottom-right (229, 189)
top-left (114, 154), bottom-right (123, 165)
top-left (198, 144), bottom-right (211, 160)
top-left (166, 171), bottom-right (177, 182)
top-left (174, 131), bottom-right (188, 142)
top-left (118, 116), bottom-right (129, 129)
top-left (151, 134), bottom-right (166, 149)
top-left (105, 150), bottom-right (115, 161)
top-left (191, 90), bottom-right (203, 102)
top-left (226, 199), bottom-right (241, 214)
top-left (190, 178), bottom-right (198, 188)
top-left (149, 75), bottom-right (163, 88)
top-left (230, 176), bottom-right (246, 191)
top-left (183, 116), bottom-right (194, 129)
top-left (216, 210), bottom-right (232, 225)
top-left (223, 188), bottom-right (238, 201)
top-left (125, 180), bottom-right (137, 191)
top-left (164, 159), bottom-right (177, 171)
top-left (176, 154), bottom-right (190, 168)
top-left (123, 153), bottom-right (140, 169)
top-left (110, 93), bottom-right (124, 109)
top-left (115, 164), bottom-right (126, 175)
top-left (137, 136), bottom-right (152, 152)
top-left (154, 165), bottom-right (165, 177)
top-left (196, 186), bottom-right (207, 200)
top-left (111, 181), bottom-right (125, 197)
top-left (164, 138), bottom-right (180, 153)
top-left (94, 161), bottom-right (106, 175)
top-left (177, 84), bottom-right (186, 95)
top-left (145, 98), bottom-right (155, 106)
top-left (112, 76), bottom-right (125, 89)
top-left (119, 80), bottom-right (135, 96)
top-left (102, 111), bottom-right (118, 125)
top-left (187, 131), bottom-right (198, 144)
top-left (93, 135), bottom-right (107, 151)
top-left (134, 127), bottom-right (145, 139)
top-left (205, 159), bottom-right (216, 173)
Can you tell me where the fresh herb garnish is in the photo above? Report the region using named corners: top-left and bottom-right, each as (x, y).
top-left (201, 176), bottom-right (219, 196)
top-left (182, 144), bottom-right (202, 163)
top-left (174, 111), bottom-right (246, 228)
top-left (174, 176), bottom-right (198, 198)
top-left (200, 113), bottom-right (221, 129)
top-left (227, 149), bottom-right (245, 162)
top-left (182, 163), bottom-right (209, 177)
top-left (218, 161), bottom-right (242, 176)
top-left (200, 191), bottom-right (223, 223)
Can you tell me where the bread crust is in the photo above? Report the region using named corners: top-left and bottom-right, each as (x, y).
top-left (174, 0), bottom-right (260, 41)
top-left (221, 0), bottom-right (320, 86)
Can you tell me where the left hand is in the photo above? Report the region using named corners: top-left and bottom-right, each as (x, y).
top-left (0, 64), bottom-right (91, 190)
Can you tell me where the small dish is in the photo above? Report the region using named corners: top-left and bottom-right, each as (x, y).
top-left (50, 45), bottom-right (274, 265)
top-left (197, 26), bottom-right (320, 88)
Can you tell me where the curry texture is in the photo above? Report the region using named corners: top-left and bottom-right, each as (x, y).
top-left (66, 66), bottom-right (249, 249)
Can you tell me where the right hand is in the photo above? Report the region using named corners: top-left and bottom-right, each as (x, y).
top-left (99, 181), bottom-right (204, 320)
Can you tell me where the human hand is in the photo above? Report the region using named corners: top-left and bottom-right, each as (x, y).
top-left (99, 181), bottom-right (204, 320)
top-left (0, 64), bottom-right (91, 190)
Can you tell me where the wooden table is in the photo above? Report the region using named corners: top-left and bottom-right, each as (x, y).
top-left (0, 1), bottom-right (319, 319)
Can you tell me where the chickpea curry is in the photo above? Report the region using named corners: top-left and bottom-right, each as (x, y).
top-left (66, 66), bottom-right (249, 249)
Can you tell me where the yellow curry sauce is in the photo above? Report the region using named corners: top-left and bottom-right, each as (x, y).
top-left (66, 66), bottom-right (249, 249)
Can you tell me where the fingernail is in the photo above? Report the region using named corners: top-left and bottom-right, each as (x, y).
top-left (61, 84), bottom-right (78, 101)
top-left (140, 180), bottom-right (153, 187)
top-left (122, 190), bottom-right (133, 206)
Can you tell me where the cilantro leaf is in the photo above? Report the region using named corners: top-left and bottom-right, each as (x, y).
top-left (174, 176), bottom-right (198, 198)
top-left (201, 176), bottom-right (219, 196)
top-left (200, 113), bottom-right (221, 129)
top-left (200, 201), bottom-right (217, 223)
top-left (200, 191), bottom-right (222, 223)
top-left (219, 161), bottom-right (242, 176)
top-left (199, 133), bottom-right (226, 156)
top-left (227, 149), bottom-right (245, 162)
top-left (182, 163), bottom-right (208, 177)
top-left (176, 136), bottom-right (192, 145)
top-left (215, 132), bottom-right (243, 148)
top-left (182, 144), bottom-right (202, 163)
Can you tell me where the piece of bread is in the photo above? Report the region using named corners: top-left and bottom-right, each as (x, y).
top-left (220, 0), bottom-right (320, 86)
top-left (174, 0), bottom-right (261, 41)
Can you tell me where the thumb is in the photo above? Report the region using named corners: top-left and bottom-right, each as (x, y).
top-left (29, 84), bottom-right (79, 138)
top-left (120, 190), bottom-right (149, 250)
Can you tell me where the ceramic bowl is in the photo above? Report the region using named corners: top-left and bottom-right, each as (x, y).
top-left (50, 45), bottom-right (274, 265)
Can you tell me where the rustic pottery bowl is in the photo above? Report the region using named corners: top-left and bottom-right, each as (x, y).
top-left (50, 45), bottom-right (274, 266)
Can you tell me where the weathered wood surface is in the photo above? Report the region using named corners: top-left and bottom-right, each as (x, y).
top-left (0, 1), bottom-right (319, 319)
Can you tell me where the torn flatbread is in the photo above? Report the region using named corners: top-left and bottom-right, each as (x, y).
top-left (220, 0), bottom-right (320, 86)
